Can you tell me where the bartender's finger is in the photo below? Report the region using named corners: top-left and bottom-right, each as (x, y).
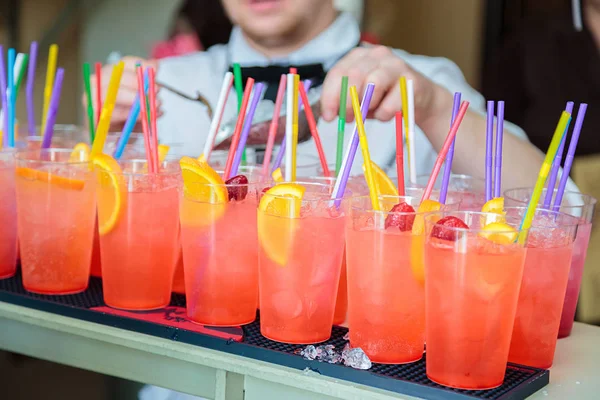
top-left (371, 79), bottom-right (402, 122)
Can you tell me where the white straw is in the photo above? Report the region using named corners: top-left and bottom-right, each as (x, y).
top-left (284, 73), bottom-right (294, 181)
top-left (0, 53), bottom-right (26, 130)
top-left (201, 71), bottom-right (233, 161)
top-left (407, 79), bottom-right (417, 183)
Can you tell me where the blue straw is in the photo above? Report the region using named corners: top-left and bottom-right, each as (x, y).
top-left (7, 48), bottom-right (16, 148)
top-left (113, 68), bottom-right (150, 159)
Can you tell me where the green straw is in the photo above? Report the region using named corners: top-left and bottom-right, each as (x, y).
top-left (233, 63), bottom-right (247, 163)
top-left (83, 63), bottom-right (95, 142)
top-left (518, 111), bottom-right (571, 244)
top-left (14, 53), bottom-right (28, 101)
top-left (335, 76), bottom-right (349, 174)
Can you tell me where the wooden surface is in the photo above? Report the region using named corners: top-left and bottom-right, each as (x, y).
top-left (1, 301), bottom-right (599, 399)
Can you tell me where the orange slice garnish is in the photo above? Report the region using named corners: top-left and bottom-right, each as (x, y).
top-left (15, 167), bottom-right (86, 191)
top-left (69, 143), bottom-right (91, 162)
top-left (271, 168), bottom-right (284, 183)
top-left (362, 161), bottom-right (398, 197)
top-left (479, 222), bottom-right (517, 244)
top-left (410, 199), bottom-right (442, 286)
top-left (92, 154), bottom-right (123, 235)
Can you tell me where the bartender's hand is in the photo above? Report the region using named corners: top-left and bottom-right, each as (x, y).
top-left (320, 46), bottom-right (449, 124)
top-left (83, 56), bottom-right (160, 132)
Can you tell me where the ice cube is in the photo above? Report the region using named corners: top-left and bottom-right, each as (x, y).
top-left (342, 345), bottom-right (372, 370)
top-left (300, 345), bottom-right (318, 360)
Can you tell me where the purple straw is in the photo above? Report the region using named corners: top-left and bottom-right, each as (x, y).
top-left (271, 80), bottom-right (312, 172)
top-left (553, 103), bottom-right (588, 211)
top-left (439, 92), bottom-right (461, 203)
top-left (493, 101), bottom-right (505, 198)
top-left (230, 82), bottom-right (265, 176)
top-left (485, 101), bottom-right (494, 202)
top-left (0, 46), bottom-right (8, 141)
top-left (543, 101), bottom-right (574, 208)
top-left (332, 83), bottom-right (375, 207)
top-left (40, 68), bottom-right (65, 149)
top-left (26, 41), bottom-right (38, 136)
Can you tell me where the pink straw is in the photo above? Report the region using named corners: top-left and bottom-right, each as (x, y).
top-left (485, 101), bottom-right (494, 202)
top-left (543, 101), bottom-right (574, 208)
top-left (299, 82), bottom-right (330, 177)
top-left (148, 67), bottom-right (159, 172)
top-left (223, 78), bottom-right (254, 180)
top-left (231, 82), bottom-right (265, 176)
top-left (493, 101), bottom-right (505, 198)
top-left (395, 111), bottom-right (405, 196)
top-left (262, 75), bottom-right (286, 175)
top-left (439, 92), bottom-right (462, 203)
top-left (421, 101), bottom-right (470, 203)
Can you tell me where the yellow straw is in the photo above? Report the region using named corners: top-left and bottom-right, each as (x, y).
top-left (399, 77), bottom-right (412, 180)
top-left (518, 111), bottom-right (571, 244)
top-left (90, 62), bottom-right (125, 158)
top-left (291, 74), bottom-right (299, 181)
top-left (350, 86), bottom-right (380, 211)
top-left (41, 44), bottom-right (59, 135)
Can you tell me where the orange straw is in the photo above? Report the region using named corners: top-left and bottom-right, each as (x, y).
top-left (262, 74), bottom-right (286, 176)
top-left (421, 101), bottom-right (470, 202)
top-left (299, 82), bottom-right (330, 177)
top-left (136, 66), bottom-right (154, 173)
top-left (223, 78), bottom-right (254, 180)
top-left (148, 67), bottom-right (159, 172)
top-left (395, 111), bottom-right (405, 196)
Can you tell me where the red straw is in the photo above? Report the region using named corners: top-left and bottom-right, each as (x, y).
top-left (136, 66), bottom-right (154, 173)
top-left (421, 101), bottom-right (470, 203)
top-left (289, 67), bottom-right (297, 74)
top-left (262, 74), bottom-right (287, 176)
top-left (95, 62), bottom-right (102, 127)
top-left (223, 78), bottom-right (255, 180)
top-left (395, 111), bottom-right (405, 196)
top-left (299, 83), bottom-right (330, 177)
top-left (148, 67), bottom-right (159, 172)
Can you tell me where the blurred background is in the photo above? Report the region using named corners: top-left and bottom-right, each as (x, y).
top-left (1, 0), bottom-right (599, 398)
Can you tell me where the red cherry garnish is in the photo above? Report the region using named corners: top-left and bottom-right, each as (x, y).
top-left (384, 202), bottom-right (416, 231)
top-left (431, 216), bottom-right (469, 241)
top-left (225, 175), bottom-right (248, 201)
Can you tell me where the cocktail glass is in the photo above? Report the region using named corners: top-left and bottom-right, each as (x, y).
top-left (0, 149), bottom-right (17, 279)
top-left (424, 210), bottom-right (528, 389)
top-left (504, 188), bottom-right (596, 338)
top-left (96, 158), bottom-right (181, 310)
top-left (15, 148), bottom-right (96, 294)
top-left (258, 182), bottom-right (346, 343)
top-left (503, 207), bottom-right (578, 368)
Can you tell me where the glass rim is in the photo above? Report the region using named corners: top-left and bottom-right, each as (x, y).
top-left (262, 181), bottom-right (345, 202)
top-left (110, 157), bottom-right (182, 177)
top-left (504, 187), bottom-right (597, 208)
top-left (424, 210), bottom-right (528, 234)
top-left (502, 205), bottom-right (582, 228)
top-left (350, 194), bottom-right (436, 216)
top-left (15, 148), bottom-right (91, 165)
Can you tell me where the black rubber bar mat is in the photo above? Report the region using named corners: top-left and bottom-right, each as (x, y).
top-left (0, 272), bottom-right (549, 400)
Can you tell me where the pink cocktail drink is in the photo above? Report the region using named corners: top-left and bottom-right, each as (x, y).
top-left (15, 149), bottom-right (96, 294)
top-left (506, 208), bottom-right (578, 369)
top-left (0, 150), bottom-right (18, 279)
top-left (425, 211), bottom-right (527, 390)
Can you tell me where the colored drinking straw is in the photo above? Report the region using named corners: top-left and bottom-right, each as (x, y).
top-left (231, 82), bottom-right (265, 176)
top-left (518, 111), bottom-right (571, 244)
top-left (544, 101), bottom-right (574, 208)
top-left (395, 111), bottom-right (405, 196)
top-left (291, 75), bottom-right (300, 181)
top-left (83, 63), bottom-right (95, 142)
top-left (485, 101), bottom-right (494, 202)
top-left (299, 78), bottom-right (329, 177)
top-left (0, 52), bottom-right (27, 145)
top-left (421, 101), bottom-right (470, 203)
top-left (232, 62), bottom-right (248, 162)
top-left (284, 73), bottom-right (295, 181)
top-left (262, 74), bottom-right (286, 175)
top-left (26, 41), bottom-right (38, 136)
top-left (135, 66), bottom-right (154, 172)
top-left (493, 101), bottom-right (505, 198)
top-left (223, 78), bottom-right (254, 180)
top-left (336, 76), bottom-right (349, 174)
top-left (148, 67), bottom-right (160, 172)
top-left (201, 71), bottom-right (233, 162)
top-left (0, 46), bottom-right (7, 142)
top-left (40, 68), bottom-right (65, 149)
top-left (553, 104), bottom-right (588, 211)
top-left (439, 92), bottom-right (462, 203)
top-left (6, 49), bottom-right (15, 148)
top-left (95, 62), bottom-right (102, 126)
top-left (331, 83), bottom-right (375, 206)
top-left (41, 44), bottom-right (58, 136)
top-left (114, 69), bottom-right (149, 159)
top-left (350, 85), bottom-right (380, 211)
top-left (90, 61), bottom-right (125, 158)
top-left (399, 77), bottom-right (412, 180)
top-left (407, 79), bottom-right (417, 183)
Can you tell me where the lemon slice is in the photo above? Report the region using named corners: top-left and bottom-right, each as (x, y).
top-left (362, 161), bottom-right (398, 197)
top-left (479, 222), bottom-right (517, 244)
top-left (258, 184), bottom-right (306, 266)
top-left (158, 144), bottom-right (170, 163)
top-left (271, 168), bottom-right (284, 183)
top-left (410, 199), bottom-right (442, 286)
top-left (69, 143), bottom-right (91, 162)
top-left (92, 154), bottom-right (123, 235)
top-left (482, 197), bottom-right (506, 225)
